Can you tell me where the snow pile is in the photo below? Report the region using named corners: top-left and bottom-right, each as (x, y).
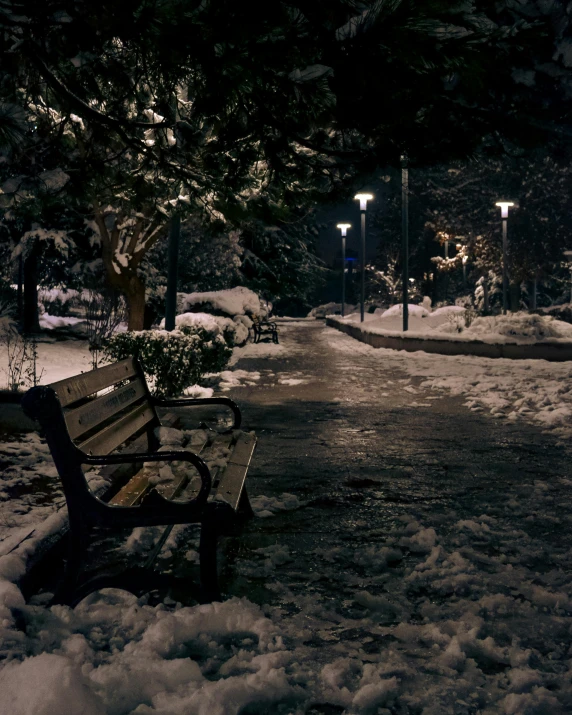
top-left (218, 369), bottom-right (261, 391)
top-left (178, 287), bottom-right (268, 319)
top-left (382, 303), bottom-right (431, 319)
top-left (159, 311), bottom-right (250, 346)
top-left (466, 312), bottom-right (572, 342)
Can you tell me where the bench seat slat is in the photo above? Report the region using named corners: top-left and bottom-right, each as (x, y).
top-left (108, 470), bottom-right (154, 506)
top-left (51, 358), bottom-right (138, 407)
top-left (228, 433), bottom-right (257, 467)
top-left (66, 379), bottom-right (148, 440)
top-left (215, 462), bottom-right (253, 511)
top-left (108, 434), bottom-right (211, 507)
top-left (79, 402), bottom-right (156, 456)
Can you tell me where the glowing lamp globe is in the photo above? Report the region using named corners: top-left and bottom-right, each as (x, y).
top-left (495, 201), bottom-right (515, 218)
top-left (354, 193), bottom-right (373, 211)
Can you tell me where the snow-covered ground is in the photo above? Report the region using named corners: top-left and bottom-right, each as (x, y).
top-left (323, 325), bottom-right (572, 444)
top-left (1, 317), bottom-right (571, 714)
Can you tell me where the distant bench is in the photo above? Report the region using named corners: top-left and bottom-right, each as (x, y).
top-left (21, 357), bottom-right (256, 606)
top-left (252, 317), bottom-right (279, 344)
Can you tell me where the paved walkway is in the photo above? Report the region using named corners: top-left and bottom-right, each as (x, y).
top-left (209, 320), bottom-right (572, 599)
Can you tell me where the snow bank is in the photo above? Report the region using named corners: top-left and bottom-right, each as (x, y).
top-left (178, 287), bottom-right (268, 318)
top-left (336, 307), bottom-right (572, 346)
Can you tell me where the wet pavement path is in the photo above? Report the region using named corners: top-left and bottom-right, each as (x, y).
top-left (209, 320), bottom-right (572, 602)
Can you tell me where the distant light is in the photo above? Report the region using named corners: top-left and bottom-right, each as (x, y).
top-left (346, 257), bottom-right (358, 262)
top-left (337, 223), bottom-right (351, 237)
top-left (495, 201), bottom-right (515, 219)
top-left (354, 193), bottom-right (373, 211)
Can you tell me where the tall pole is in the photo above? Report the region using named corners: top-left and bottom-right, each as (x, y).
top-left (401, 158), bottom-right (409, 332)
top-left (502, 217), bottom-right (508, 314)
top-left (164, 214), bottom-right (181, 330)
top-left (354, 194), bottom-right (372, 322)
top-left (496, 202), bottom-right (514, 314)
top-left (360, 210), bottom-right (365, 322)
top-left (17, 253), bottom-right (23, 326)
top-left (341, 234), bottom-right (346, 317)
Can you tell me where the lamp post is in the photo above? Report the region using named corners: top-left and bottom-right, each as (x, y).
top-left (495, 201), bottom-right (514, 314)
top-left (337, 223), bottom-right (351, 317)
top-left (354, 193), bottom-right (373, 322)
top-left (564, 250), bottom-right (572, 304)
top-left (401, 155), bottom-right (409, 331)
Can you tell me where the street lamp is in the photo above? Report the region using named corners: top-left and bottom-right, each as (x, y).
top-left (337, 223), bottom-right (351, 317)
top-left (495, 201), bottom-right (515, 314)
top-left (354, 193), bottom-right (373, 322)
top-left (563, 250), bottom-right (572, 304)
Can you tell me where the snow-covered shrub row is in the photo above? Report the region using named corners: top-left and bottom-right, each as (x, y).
top-left (104, 329), bottom-right (231, 397)
top-left (308, 302), bottom-right (357, 318)
top-left (178, 286), bottom-right (269, 319)
top-left (160, 311), bottom-right (250, 347)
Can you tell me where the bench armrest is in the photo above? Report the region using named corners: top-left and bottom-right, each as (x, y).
top-left (82, 449), bottom-right (211, 504)
top-left (152, 396), bottom-right (241, 432)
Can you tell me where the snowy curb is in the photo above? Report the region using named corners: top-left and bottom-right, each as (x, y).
top-left (326, 317), bottom-right (572, 361)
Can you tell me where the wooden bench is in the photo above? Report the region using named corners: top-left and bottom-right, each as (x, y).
top-left (21, 357), bottom-right (256, 607)
top-left (252, 317), bottom-right (279, 344)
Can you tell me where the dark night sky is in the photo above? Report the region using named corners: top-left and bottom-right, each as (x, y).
top-left (315, 176), bottom-right (391, 266)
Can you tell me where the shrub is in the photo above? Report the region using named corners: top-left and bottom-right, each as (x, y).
top-left (104, 328), bottom-right (232, 397)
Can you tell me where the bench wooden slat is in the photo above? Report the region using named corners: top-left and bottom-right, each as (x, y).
top-left (215, 462), bottom-right (253, 511)
top-left (109, 433), bottom-right (211, 507)
top-left (108, 470), bottom-right (155, 506)
top-left (79, 402), bottom-right (156, 456)
top-left (228, 433), bottom-right (257, 467)
top-left (51, 358), bottom-right (138, 407)
top-left (101, 412), bottom-right (181, 502)
top-left (66, 379), bottom-right (148, 440)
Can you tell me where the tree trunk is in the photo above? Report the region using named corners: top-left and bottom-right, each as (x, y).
top-left (23, 242), bottom-right (41, 333)
top-left (125, 275), bottom-right (146, 331)
top-left (100, 239), bottom-right (146, 331)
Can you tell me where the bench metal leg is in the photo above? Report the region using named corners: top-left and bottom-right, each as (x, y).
top-left (53, 519), bottom-right (90, 605)
top-left (199, 519), bottom-right (222, 603)
top-left (238, 487), bottom-right (255, 520)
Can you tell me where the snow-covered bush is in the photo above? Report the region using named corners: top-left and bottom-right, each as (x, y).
top-left (38, 288), bottom-right (80, 317)
top-left (104, 329), bottom-right (232, 397)
top-left (466, 312), bottom-right (572, 341)
top-left (160, 311), bottom-right (250, 347)
top-left (178, 286), bottom-right (268, 319)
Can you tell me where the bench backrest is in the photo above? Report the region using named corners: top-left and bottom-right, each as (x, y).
top-left (49, 357), bottom-right (159, 456)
